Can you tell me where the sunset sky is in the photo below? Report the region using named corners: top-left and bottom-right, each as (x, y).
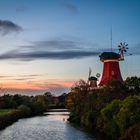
top-left (0, 0), bottom-right (140, 95)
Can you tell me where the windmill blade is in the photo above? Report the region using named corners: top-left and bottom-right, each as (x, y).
top-left (88, 67), bottom-right (92, 78)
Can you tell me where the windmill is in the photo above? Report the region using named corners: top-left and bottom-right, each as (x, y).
top-left (88, 67), bottom-right (92, 79)
top-left (118, 42), bottom-right (128, 60)
top-left (87, 67), bottom-right (98, 88)
top-left (98, 42), bottom-right (131, 86)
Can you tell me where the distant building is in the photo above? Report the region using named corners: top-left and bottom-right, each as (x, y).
top-left (88, 76), bottom-right (98, 89)
top-left (99, 52), bottom-right (123, 86)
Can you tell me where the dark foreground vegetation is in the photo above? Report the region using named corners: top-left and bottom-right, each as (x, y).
top-left (0, 93), bottom-right (67, 130)
top-left (66, 76), bottom-right (140, 140)
top-left (0, 94), bottom-right (48, 130)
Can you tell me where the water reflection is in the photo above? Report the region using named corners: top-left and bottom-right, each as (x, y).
top-left (0, 109), bottom-right (95, 140)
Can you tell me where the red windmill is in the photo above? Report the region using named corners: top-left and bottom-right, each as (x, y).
top-left (99, 42), bottom-right (128, 86)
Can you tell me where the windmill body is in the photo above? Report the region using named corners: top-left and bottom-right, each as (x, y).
top-left (99, 52), bottom-right (123, 86)
top-left (99, 42), bottom-right (128, 86)
top-left (88, 76), bottom-right (98, 88)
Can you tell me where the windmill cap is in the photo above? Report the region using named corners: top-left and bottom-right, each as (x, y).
top-left (99, 52), bottom-right (120, 61)
top-left (88, 76), bottom-right (97, 81)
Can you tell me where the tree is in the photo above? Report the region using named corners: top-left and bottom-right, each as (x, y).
top-left (115, 96), bottom-right (140, 135)
top-left (100, 100), bottom-right (122, 138)
top-left (17, 105), bottom-right (31, 116)
top-left (71, 80), bottom-right (88, 93)
top-left (67, 80), bottom-right (88, 123)
top-left (125, 76), bottom-right (140, 95)
top-left (120, 122), bottom-right (140, 140)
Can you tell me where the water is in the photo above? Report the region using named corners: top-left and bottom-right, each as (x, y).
top-left (0, 109), bottom-right (95, 140)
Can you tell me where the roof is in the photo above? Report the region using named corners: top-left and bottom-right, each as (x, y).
top-left (99, 52), bottom-right (120, 61)
top-left (88, 76), bottom-right (97, 81)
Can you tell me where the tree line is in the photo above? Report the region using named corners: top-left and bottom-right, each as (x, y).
top-left (66, 76), bottom-right (140, 140)
top-left (0, 92), bottom-right (67, 130)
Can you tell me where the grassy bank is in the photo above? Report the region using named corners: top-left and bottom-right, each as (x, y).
top-left (0, 109), bottom-right (23, 130)
top-left (0, 94), bottom-right (49, 130)
top-left (0, 93), bottom-right (67, 130)
top-left (0, 109), bottom-right (16, 116)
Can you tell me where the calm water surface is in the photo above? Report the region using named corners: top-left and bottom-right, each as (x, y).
top-left (0, 109), bottom-right (95, 140)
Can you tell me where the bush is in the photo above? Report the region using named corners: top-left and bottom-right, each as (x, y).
top-left (99, 96), bottom-right (140, 139)
top-left (67, 78), bottom-right (140, 139)
top-left (120, 123), bottom-right (140, 140)
top-left (115, 96), bottom-right (140, 135)
top-left (100, 100), bottom-right (122, 139)
top-left (17, 105), bottom-right (31, 117)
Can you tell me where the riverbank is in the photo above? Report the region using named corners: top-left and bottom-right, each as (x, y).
top-left (0, 94), bottom-right (49, 130)
top-left (66, 79), bottom-right (140, 140)
top-left (0, 107), bottom-right (46, 130)
top-left (0, 109), bottom-right (24, 130)
top-left (0, 109), bottom-right (95, 140)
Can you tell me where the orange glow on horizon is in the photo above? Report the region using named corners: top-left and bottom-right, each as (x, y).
top-left (0, 79), bottom-right (75, 90)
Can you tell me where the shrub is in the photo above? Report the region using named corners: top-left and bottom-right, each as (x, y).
top-left (115, 96), bottom-right (140, 135)
top-left (100, 100), bottom-right (122, 139)
top-left (17, 105), bottom-right (31, 117)
top-left (120, 123), bottom-right (140, 140)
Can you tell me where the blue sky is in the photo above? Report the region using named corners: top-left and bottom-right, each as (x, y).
top-left (0, 0), bottom-right (140, 95)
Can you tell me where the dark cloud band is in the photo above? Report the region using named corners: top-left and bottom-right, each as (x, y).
top-left (0, 50), bottom-right (99, 61)
top-left (0, 20), bottom-right (22, 35)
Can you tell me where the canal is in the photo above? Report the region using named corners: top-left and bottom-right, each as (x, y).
top-left (0, 109), bottom-right (96, 140)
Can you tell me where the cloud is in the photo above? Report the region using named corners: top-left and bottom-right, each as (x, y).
top-left (18, 74), bottom-right (41, 77)
top-left (0, 75), bottom-right (14, 78)
top-left (0, 20), bottom-right (22, 35)
top-left (0, 74), bottom-right (42, 81)
top-left (0, 49), bottom-right (99, 61)
top-left (0, 78), bottom-right (74, 95)
top-left (13, 74), bottom-right (41, 81)
top-left (20, 39), bottom-right (99, 52)
top-left (26, 80), bottom-right (72, 95)
top-left (63, 3), bottom-right (78, 13)
top-left (21, 40), bottom-right (80, 52)
top-left (128, 44), bottom-right (140, 55)
top-left (0, 38), bottom-right (101, 61)
top-left (16, 5), bottom-right (27, 12)
top-left (14, 78), bottom-right (36, 81)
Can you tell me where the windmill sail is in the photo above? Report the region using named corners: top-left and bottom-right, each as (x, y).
top-left (88, 67), bottom-right (92, 78)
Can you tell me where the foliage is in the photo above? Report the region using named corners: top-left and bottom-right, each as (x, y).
top-left (100, 100), bottom-right (122, 138)
top-left (0, 94), bottom-right (49, 116)
top-left (0, 94), bottom-right (50, 130)
top-left (67, 80), bottom-right (89, 123)
top-left (0, 91), bottom-right (69, 130)
top-left (0, 109), bottom-right (21, 130)
top-left (120, 122), bottom-right (140, 140)
top-left (67, 77), bottom-right (140, 139)
top-left (17, 105), bottom-right (31, 117)
top-left (99, 96), bottom-right (140, 139)
top-left (125, 76), bottom-right (140, 95)
top-left (115, 96), bottom-right (140, 134)
top-left (0, 109), bottom-right (16, 116)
